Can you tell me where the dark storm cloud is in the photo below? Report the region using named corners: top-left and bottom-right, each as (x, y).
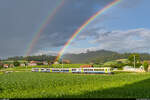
top-left (31, 0), bottom-right (114, 53)
top-left (0, 0), bottom-right (61, 57)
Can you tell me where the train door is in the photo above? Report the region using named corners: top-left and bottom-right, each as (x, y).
top-left (105, 68), bottom-right (108, 73)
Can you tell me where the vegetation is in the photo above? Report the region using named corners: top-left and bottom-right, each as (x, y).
top-left (4, 55), bottom-right (56, 62)
top-left (143, 61), bottom-right (149, 71)
top-left (13, 60), bottom-right (20, 67)
top-left (128, 53), bottom-right (142, 67)
top-left (64, 50), bottom-right (150, 64)
top-left (2, 60), bottom-right (27, 64)
top-left (0, 72), bottom-right (150, 98)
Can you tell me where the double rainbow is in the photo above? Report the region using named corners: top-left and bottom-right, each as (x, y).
top-left (55, 0), bottom-right (122, 61)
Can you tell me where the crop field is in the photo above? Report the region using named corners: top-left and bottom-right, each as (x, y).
top-left (0, 72), bottom-right (150, 98)
top-left (51, 64), bottom-right (86, 68)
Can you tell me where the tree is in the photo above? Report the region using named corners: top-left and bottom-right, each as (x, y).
top-left (37, 62), bottom-right (43, 65)
top-left (143, 61), bottom-right (149, 71)
top-left (13, 60), bottom-right (20, 67)
top-left (128, 53), bottom-right (141, 67)
top-left (0, 62), bottom-right (3, 69)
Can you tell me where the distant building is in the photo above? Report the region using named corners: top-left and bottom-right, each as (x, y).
top-left (28, 61), bottom-right (40, 66)
top-left (20, 63), bottom-right (26, 67)
top-left (43, 61), bottom-right (48, 65)
top-left (80, 65), bottom-right (93, 68)
top-left (54, 61), bottom-right (59, 64)
top-left (9, 64), bottom-right (14, 68)
top-left (123, 66), bottom-right (145, 72)
top-left (3, 64), bottom-right (9, 68)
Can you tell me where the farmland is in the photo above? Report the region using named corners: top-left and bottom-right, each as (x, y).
top-left (0, 72), bottom-right (150, 98)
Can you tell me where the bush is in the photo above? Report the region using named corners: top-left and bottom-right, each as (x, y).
top-left (13, 60), bottom-right (20, 67)
top-left (0, 62), bottom-right (3, 68)
top-left (143, 61), bottom-right (149, 71)
top-left (37, 62), bottom-right (43, 65)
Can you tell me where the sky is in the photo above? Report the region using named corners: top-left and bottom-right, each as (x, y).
top-left (0, 0), bottom-right (150, 58)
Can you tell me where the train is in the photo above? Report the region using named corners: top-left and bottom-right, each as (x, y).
top-left (32, 67), bottom-right (113, 74)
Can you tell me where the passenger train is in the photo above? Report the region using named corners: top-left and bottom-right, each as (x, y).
top-left (32, 67), bottom-right (113, 74)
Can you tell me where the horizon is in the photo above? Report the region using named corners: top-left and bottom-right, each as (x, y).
top-left (1, 49), bottom-right (150, 60)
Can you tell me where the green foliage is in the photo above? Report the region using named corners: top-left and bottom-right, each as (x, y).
top-left (37, 62), bottom-right (44, 65)
top-left (3, 55), bottom-right (56, 62)
top-left (143, 61), bottom-right (149, 71)
top-left (0, 62), bottom-right (3, 69)
top-left (0, 72), bottom-right (150, 98)
top-left (25, 55), bottom-right (56, 62)
top-left (2, 60), bottom-right (27, 64)
top-left (13, 60), bottom-right (20, 67)
top-left (128, 53), bottom-right (140, 63)
top-left (128, 54), bottom-right (142, 68)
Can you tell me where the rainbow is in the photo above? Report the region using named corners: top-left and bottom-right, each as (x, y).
top-left (26, 0), bottom-right (65, 56)
top-left (55, 0), bottom-right (122, 61)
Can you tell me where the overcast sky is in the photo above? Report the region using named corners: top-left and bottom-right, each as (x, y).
top-left (0, 0), bottom-right (150, 58)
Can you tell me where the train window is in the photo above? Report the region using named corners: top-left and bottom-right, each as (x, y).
top-left (72, 69), bottom-right (76, 71)
top-left (84, 69), bottom-right (93, 71)
top-left (62, 70), bottom-right (69, 72)
top-left (94, 69), bottom-right (104, 71)
top-left (84, 69), bottom-right (88, 71)
top-left (52, 69), bottom-right (60, 71)
top-left (61, 69), bottom-right (69, 71)
top-left (89, 69), bottom-right (93, 71)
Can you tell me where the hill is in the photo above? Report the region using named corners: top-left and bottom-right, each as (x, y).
top-left (63, 50), bottom-right (150, 64)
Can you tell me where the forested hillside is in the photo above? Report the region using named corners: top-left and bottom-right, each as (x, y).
top-left (63, 50), bottom-right (150, 64)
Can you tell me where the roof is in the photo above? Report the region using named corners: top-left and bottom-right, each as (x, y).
top-left (80, 65), bottom-right (93, 68)
top-left (4, 64), bottom-right (9, 66)
top-left (30, 61), bottom-right (41, 64)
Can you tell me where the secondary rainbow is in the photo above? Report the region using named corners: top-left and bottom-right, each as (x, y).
top-left (55, 0), bottom-right (122, 61)
top-left (26, 0), bottom-right (65, 56)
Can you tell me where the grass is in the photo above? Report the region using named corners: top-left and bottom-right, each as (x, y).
top-left (0, 72), bottom-right (150, 98)
top-left (2, 60), bottom-right (28, 64)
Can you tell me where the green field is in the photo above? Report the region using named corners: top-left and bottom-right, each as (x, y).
top-left (0, 72), bottom-right (150, 98)
top-left (2, 60), bottom-right (28, 64)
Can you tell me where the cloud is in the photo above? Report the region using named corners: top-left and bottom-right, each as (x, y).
top-left (88, 28), bottom-right (150, 53)
top-left (33, 50), bottom-right (58, 56)
top-left (118, 0), bottom-right (142, 9)
top-left (33, 28), bottom-right (150, 55)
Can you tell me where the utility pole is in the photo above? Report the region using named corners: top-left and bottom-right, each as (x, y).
top-left (134, 55), bottom-right (136, 68)
top-left (62, 57), bottom-right (63, 68)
